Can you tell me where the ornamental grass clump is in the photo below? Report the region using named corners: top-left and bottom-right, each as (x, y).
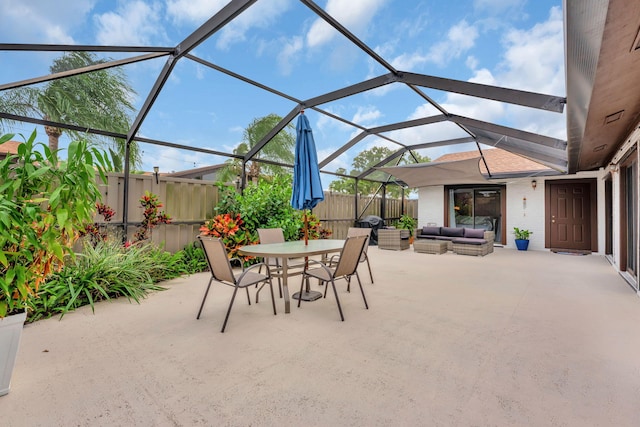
top-left (27, 238), bottom-right (176, 322)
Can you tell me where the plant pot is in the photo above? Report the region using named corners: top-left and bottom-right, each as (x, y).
top-left (515, 239), bottom-right (530, 251)
top-left (0, 311), bottom-right (27, 397)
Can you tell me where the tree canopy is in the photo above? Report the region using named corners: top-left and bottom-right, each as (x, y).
top-left (0, 51), bottom-right (139, 170)
top-left (217, 113), bottom-right (295, 185)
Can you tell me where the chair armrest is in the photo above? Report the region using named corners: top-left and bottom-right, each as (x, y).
top-left (238, 261), bottom-right (271, 278)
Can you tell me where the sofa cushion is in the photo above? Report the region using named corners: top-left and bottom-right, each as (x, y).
top-left (441, 227), bottom-right (464, 237)
top-left (421, 226), bottom-right (441, 236)
top-left (434, 236), bottom-right (455, 241)
top-left (452, 237), bottom-right (487, 245)
top-left (464, 228), bottom-right (485, 239)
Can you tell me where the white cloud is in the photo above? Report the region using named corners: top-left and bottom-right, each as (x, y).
top-left (277, 36), bottom-right (304, 75)
top-left (497, 6), bottom-right (565, 95)
top-left (306, 0), bottom-right (389, 48)
top-left (94, 1), bottom-right (163, 45)
top-left (215, 0), bottom-right (290, 49)
top-left (496, 6), bottom-right (566, 139)
top-left (427, 20), bottom-right (479, 67)
top-left (390, 4), bottom-right (566, 160)
top-left (390, 19), bottom-right (479, 71)
top-left (352, 106), bottom-right (382, 126)
top-left (0, 0), bottom-right (95, 44)
top-left (166, 0), bottom-right (229, 25)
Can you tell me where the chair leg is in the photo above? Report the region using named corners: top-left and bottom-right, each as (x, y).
top-left (329, 279), bottom-right (345, 321)
top-left (256, 283), bottom-right (264, 303)
top-left (268, 278), bottom-right (277, 315)
top-left (221, 286), bottom-right (240, 333)
top-left (196, 277), bottom-right (214, 319)
top-left (277, 276), bottom-right (282, 298)
top-left (245, 287), bottom-right (251, 305)
top-left (354, 271), bottom-right (369, 309)
top-left (364, 254), bottom-right (374, 284)
top-left (256, 275), bottom-right (283, 303)
top-left (297, 274), bottom-right (306, 308)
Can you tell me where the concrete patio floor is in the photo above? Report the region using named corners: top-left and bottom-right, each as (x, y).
top-left (2, 245), bottom-right (640, 426)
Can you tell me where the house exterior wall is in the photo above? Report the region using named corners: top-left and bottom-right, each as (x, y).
top-left (417, 170), bottom-right (603, 252)
top-left (605, 125), bottom-right (640, 290)
top-left (417, 186), bottom-right (445, 227)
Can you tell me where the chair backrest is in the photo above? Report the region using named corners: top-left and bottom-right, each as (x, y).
top-left (257, 228), bottom-right (286, 267)
top-left (333, 234), bottom-right (369, 278)
top-left (257, 228), bottom-right (285, 244)
top-left (198, 236), bottom-right (236, 283)
top-left (346, 227), bottom-right (371, 257)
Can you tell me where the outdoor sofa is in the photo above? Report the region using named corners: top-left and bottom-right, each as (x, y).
top-left (414, 226), bottom-right (495, 256)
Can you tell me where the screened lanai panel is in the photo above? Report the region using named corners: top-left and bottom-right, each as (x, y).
top-left (0, 52), bottom-right (169, 152)
top-left (190, 0), bottom-right (391, 102)
top-left (138, 59), bottom-right (299, 168)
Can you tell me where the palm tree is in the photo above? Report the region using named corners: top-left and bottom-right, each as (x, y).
top-left (218, 114), bottom-right (295, 185)
top-left (0, 51), bottom-right (139, 170)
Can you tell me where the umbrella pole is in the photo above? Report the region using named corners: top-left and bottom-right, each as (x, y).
top-left (294, 209), bottom-right (322, 302)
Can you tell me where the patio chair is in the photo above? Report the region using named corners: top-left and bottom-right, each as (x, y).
top-left (256, 228), bottom-right (306, 300)
top-left (297, 234), bottom-right (369, 321)
top-left (196, 236), bottom-right (276, 333)
top-left (328, 227), bottom-right (374, 285)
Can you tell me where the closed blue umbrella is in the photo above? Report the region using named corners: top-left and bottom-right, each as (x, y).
top-left (291, 111), bottom-right (324, 302)
top-left (291, 111), bottom-right (324, 244)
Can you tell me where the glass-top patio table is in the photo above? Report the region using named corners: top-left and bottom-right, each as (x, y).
top-left (238, 239), bottom-right (345, 313)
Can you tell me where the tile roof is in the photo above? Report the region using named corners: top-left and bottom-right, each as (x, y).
top-left (0, 140), bottom-right (22, 155)
top-left (434, 148), bottom-right (553, 175)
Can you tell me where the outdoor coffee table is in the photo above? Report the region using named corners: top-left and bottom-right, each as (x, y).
top-left (239, 239), bottom-right (345, 313)
top-left (413, 239), bottom-right (448, 254)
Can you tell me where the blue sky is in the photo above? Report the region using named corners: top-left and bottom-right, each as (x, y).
top-left (0, 0), bottom-right (564, 184)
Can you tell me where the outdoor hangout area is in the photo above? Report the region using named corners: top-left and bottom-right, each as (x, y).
top-left (2, 246), bottom-right (640, 426)
top-left (3, 1), bottom-right (640, 426)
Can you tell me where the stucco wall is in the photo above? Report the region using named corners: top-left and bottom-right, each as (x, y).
top-left (417, 170), bottom-right (604, 252)
top-left (417, 186), bottom-right (445, 227)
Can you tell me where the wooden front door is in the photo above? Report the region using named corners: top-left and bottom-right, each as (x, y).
top-left (549, 182), bottom-right (592, 251)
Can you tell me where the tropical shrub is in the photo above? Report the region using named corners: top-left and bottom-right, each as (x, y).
top-left (395, 214), bottom-right (417, 231)
top-left (81, 202), bottom-right (116, 246)
top-left (215, 175), bottom-right (332, 241)
top-left (298, 212), bottom-right (332, 240)
top-left (216, 175), bottom-right (302, 240)
top-left (199, 213), bottom-right (257, 264)
top-left (133, 191), bottom-right (171, 242)
top-left (179, 241), bottom-right (208, 274)
top-left (0, 130), bottom-right (109, 317)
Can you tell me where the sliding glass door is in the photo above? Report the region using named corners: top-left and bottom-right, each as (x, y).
top-left (623, 158), bottom-right (637, 281)
top-left (449, 187), bottom-right (502, 241)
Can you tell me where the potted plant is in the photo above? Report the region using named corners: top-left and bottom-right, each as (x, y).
top-left (513, 227), bottom-right (532, 251)
top-left (0, 131), bottom-right (109, 396)
top-left (396, 214), bottom-right (418, 243)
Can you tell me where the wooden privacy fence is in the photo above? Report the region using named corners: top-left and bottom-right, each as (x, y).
top-left (312, 192), bottom-right (418, 239)
top-left (95, 173), bottom-right (418, 252)
top-left (97, 173), bottom-right (219, 253)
